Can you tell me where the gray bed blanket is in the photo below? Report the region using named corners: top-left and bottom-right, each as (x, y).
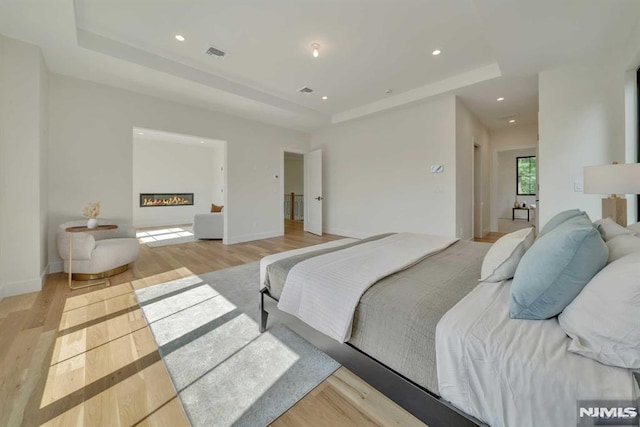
top-left (265, 238), bottom-right (490, 394)
top-left (349, 240), bottom-right (490, 393)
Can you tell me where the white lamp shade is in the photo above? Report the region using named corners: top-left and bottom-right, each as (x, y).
top-left (583, 163), bottom-right (640, 195)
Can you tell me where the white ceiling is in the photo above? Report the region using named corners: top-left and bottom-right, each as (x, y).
top-left (1, 0), bottom-right (640, 131)
top-left (76, 0), bottom-right (496, 114)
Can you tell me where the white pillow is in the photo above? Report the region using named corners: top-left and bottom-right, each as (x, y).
top-left (606, 234), bottom-right (640, 263)
top-left (559, 251), bottom-right (640, 368)
top-left (628, 221), bottom-right (640, 235)
top-left (594, 217), bottom-right (636, 241)
top-left (480, 228), bottom-right (534, 282)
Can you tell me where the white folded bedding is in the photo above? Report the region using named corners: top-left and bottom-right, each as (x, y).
top-left (436, 280), bottom-right (635, 427)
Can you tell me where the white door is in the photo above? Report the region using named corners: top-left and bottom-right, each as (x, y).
top-left (304, 149), bottom-right (323, 235)
top-left (474, 145), bottom-right (482, 238)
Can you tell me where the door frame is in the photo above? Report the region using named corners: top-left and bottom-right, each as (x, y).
top-left (279, 147), bottom-right (307, 236)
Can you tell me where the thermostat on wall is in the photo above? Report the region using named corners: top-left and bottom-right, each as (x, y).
top-left (430, 165), bottom-right (444, 173)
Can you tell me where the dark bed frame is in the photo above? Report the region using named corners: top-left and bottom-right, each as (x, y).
top-left (259, 287), bottom-right (485, 427)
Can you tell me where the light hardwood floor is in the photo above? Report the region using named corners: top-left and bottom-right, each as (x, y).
top-left (0, 221), bottom-right (425, 427)
top-left (473, 232), bottom-right (504, 244)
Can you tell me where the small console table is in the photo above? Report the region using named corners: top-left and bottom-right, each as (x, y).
top-left (512, 207), bottom-right (530, 221)
top-left (65, 224), bottom-right (118, 290)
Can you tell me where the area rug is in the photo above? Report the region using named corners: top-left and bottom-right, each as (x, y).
top-left (134, 262), bottom-right (340, 427)
top-left (137, 226), bottom-right (198, 248)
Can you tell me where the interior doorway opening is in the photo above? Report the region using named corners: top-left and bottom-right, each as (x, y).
top-left (494, 147), bottom-right (537, 233)
top-left (283, 151), bottom-right (304, 234)
top-left (132, 127), bottom-right (228, 243)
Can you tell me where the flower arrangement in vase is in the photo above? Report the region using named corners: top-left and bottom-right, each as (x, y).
top-left (82, 201), bottom-right (101, 229)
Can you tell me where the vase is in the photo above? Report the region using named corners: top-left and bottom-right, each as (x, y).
top-left (87, 218), bottom-right (98, 229)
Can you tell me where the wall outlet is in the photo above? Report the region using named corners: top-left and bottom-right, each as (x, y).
top-left (574, 180), bottom-right (584, 192)
top-left (430, 165), bottom-right (444, 173)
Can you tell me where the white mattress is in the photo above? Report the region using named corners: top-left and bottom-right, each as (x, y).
top-left (259, 238), bottom-right (356, 289)
top-left (436, 280), bottom-right (636, 427)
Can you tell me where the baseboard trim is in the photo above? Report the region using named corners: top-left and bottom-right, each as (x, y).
top-left (49, 261), bottom-right (63, 274)
top-left (323, 227), bottom-right (371, 239)
top-left (224, 230), bottom-right (282, 245)
top-left (41, 263), bottom-right (50, 286)
top-left (0, 276), bottom-right (43, 298)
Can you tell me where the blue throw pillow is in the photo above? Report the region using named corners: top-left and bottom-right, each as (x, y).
top-left (510, 216), bottom-right (608, 320)
top-left (538, 209), bottom-right (588, 237)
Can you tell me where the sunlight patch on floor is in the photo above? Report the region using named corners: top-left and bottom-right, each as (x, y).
top-left (130, 267), bottom-right (196, 290)
top-left (42, 328), bottom-right (157, 407)
top-left (40, 360), bottom-right (183, 427)
top-left (137, 227), bottom-right (193, 243)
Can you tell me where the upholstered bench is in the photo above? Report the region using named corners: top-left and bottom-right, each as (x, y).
top-left (193, 213), bottom-right (224, 239)
top-left (56, 219), bottom-right (139, 280)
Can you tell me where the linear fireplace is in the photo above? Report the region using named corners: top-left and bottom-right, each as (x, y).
top-left (140, 193), bottom-right (194, 207)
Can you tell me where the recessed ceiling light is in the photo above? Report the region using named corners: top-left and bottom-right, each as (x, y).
top-left (175, 34), bottom-right (185, 42)
top-left (509, 119), bottom-right (516, 123)
top-left (200, 141), bottom-right (204, 143)
top-left (311, 43), bottom-right (320, 58)
top-left (138, 132), bottom-right (144, 135)
top-left (322, 96), bottom-right (328, 100)
top-left (497, 97), bottom-right (504, 101)
top-left (432, 49), bottom-right (441, 56)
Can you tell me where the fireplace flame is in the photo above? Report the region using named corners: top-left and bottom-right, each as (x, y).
top-left (142, 196), bottom-right (191, 206)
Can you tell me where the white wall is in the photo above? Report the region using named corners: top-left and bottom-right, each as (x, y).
top-left (488, 124), bottom-right (538, 231)
top-left (132, 138), bottom-right (222, 227)
top-left (624, 69), bottom-right (639, 223)
top-left (310, 95), bottom-right (457, 238)
top-left (284, 156), bottom-right (304, 194)
top-left (0, 35), bottom-right (48, 297)
top-left (455, 98), bottom-right (490, 239)
top-left (48, 74), bottom-right (309, 270)
top-left (39, 44), bottom-right (49, 281)
top-left (496, 148), bottom-right (537, 219)
top-left (211, 143), bottom-right (225, 206)
top-left (538, 52), bottom-right (627, 227)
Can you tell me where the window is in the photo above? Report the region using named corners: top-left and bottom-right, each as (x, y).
top-left (517, 156), bottom-right (536, 195)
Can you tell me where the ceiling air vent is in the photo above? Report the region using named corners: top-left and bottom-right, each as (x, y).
top-left (298, 86), bottom-right (314, 94)
top-left (206, 46), bottom-right (227, 58)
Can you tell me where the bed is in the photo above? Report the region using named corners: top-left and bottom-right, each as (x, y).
top-left (259, 232), bottom-right (639, 427)
top-left (437, 279), bottom-right (635, 427)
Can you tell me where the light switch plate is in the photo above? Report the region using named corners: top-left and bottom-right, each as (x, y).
top-left (431, 164), bottom-right (444, 173)
top-left (574, 180), bottom-right (584, 192)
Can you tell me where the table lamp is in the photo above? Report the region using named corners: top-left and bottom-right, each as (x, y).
top-left (583, 162), bottom-right (640, 226)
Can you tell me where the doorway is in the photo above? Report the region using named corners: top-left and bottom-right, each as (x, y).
top-left (132, 127), bottom-right (228, 242)
top-left (283, 151), bottom-right (304, 234)
top-left (494, 148), bottom-right (537, 233)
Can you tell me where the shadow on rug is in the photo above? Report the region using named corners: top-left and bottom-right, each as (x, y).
top-left (134, 262), bottom-right (339, 427)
